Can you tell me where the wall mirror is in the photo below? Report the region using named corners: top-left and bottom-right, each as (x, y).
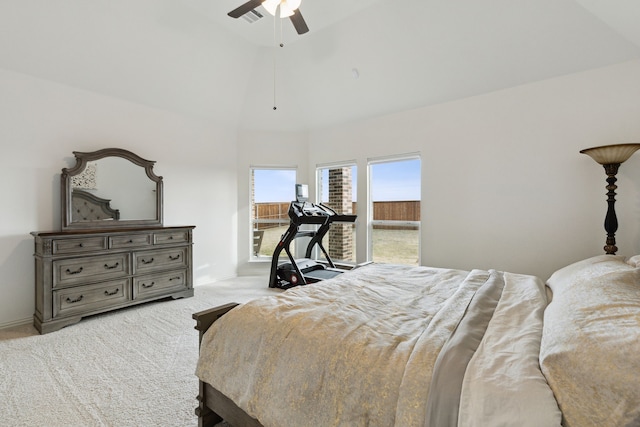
top-left (61, 148), bottom-right (163, 230)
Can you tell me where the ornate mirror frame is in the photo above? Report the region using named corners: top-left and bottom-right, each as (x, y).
top-left (61, 148), bottom-right (163, 230)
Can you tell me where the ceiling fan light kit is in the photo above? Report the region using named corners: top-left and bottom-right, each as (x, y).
top-left (263, 0), bottom-right (301, 18)
top-left (261, 0), bottom-right (279, 16)
top-left (228, 0), bottom-right (309, 34)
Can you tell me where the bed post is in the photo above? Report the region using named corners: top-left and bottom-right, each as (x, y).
top-left (193, 303), bottom-right (239, 347)
top-left (196, 380), bottom-right (223, 427)
top-left (193, 303), bottom-right (240, 427)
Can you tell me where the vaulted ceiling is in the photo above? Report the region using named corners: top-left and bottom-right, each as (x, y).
top-left (1, 0), bottom-right (640, 132)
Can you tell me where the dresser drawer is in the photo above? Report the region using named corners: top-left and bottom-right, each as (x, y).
top-left (153, 230), bottom-right (190, 245)
top-left (133, 270), bottom-right (187, 299)
top-left (52, 237), bottom-right (108, 255)
top-left (110, 233), bottom-right (153, 249)
top-left (53, 278), bottom-right (131, 318)
top-left (53, 253), bottom-right (131, 287)
top-left (133, 247), bottom-right (187, 273)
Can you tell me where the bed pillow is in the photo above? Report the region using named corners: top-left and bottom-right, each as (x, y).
top-left (540, 255), bottom-right (640, 427)
top-left (625, 254), bottom-right (640, 268)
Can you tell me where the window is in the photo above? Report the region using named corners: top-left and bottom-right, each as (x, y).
top-left (251, 167), bottom-right (296, 259)
top-left (368, 155), bottom-right (421, 265)
top-left (316, 163), bottom-right (357, 264)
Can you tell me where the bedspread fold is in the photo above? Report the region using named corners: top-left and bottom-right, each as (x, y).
top-left (425, 269), bottom-right (505, 427)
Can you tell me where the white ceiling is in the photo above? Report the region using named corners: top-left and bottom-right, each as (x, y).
top-left (1, 0), bottom-right (640, 131)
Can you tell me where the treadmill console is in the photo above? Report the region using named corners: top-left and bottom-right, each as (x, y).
top-left (289, 201), bottom-right (336, 223)
top-left (295, 184), bottom-right (309, 202)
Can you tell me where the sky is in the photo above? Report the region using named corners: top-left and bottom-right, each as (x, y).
top-left (254, 158), bottom-right (421, 202)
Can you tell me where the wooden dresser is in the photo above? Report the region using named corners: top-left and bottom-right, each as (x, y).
top-left (32, 225), bottom-right (195, 334)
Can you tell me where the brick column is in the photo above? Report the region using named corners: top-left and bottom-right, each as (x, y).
top-left (327, 167), bottom-right (353, 261)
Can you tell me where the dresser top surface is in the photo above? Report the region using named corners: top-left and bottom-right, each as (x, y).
top-left (31, 225), bottom-right (195, 238)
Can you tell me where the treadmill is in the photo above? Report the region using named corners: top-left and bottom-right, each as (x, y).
top-left (268, 185), bottom-right (357, 289)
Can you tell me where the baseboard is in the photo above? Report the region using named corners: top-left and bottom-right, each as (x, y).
top-left (193, 274), bottom-right (242, 286)
top-left (0, 317), bottom-right (32, 331)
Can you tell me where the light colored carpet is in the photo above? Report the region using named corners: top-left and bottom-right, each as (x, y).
top-left (0, 276), bottom-right (281, 427)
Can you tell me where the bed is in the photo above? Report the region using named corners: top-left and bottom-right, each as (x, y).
top-left (71, 189), bottom-right (120, 222)
top-left (193, 256), bottom-right (640, 427)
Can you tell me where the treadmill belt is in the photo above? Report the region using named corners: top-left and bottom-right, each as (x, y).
top-left (304, 269), bottom-right (342, 281)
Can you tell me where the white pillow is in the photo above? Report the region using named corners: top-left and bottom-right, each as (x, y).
top-left (545, 254), bottom-right (631, 293)
top-left (625, 254), bottom-right (640, 268)
top-left (540, 255), bottom-right (640, 427)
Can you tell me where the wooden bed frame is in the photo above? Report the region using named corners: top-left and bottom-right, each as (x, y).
top-left (193, 303), bottom-right (263, 427)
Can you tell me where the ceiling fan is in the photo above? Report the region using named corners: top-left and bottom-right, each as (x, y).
top-left (228, 0), bottom-right (309, 35)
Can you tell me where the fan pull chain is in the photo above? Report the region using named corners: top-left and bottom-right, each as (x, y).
top-left (272, 13), bottom-right (278, 110)
top-left (271, 11), bottom-right (287, 111)
top-left (280, 12), bottom-right (284, 47)
top-left (273, 50), bottom-right (277, 110)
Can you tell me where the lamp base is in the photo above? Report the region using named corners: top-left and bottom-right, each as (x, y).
top-left (603, 163), bottom-right (620, 255)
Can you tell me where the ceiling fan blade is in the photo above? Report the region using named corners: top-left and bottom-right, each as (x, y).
top-left (228, 0), bottom-right (264, 18)
top-left (289, 9), bottom-right (309, 34)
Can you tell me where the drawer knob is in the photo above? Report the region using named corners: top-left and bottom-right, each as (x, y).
top-left (66, 295), bottom-right (84, 304)
top-left (141, 258), bottom-right (154, 265)
top-left (104, 288), bottom-right (119, 296)
top-left (66, 267), bottom-right (84, 275)
top-left (169, 276), bottom-right (181, 281)
top-left (142, 282), bottom-right (155, 289)
top-left (169, 254), bottom-right (181, 261)
top-left (104, 262), bottom-right (120, 270)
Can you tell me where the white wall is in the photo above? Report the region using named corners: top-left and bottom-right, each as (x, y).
top-left (0, 68), bottom-right (238, 328)
top-left (306, 60), bottom-right (640, 281)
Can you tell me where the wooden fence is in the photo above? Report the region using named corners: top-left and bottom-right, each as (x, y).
top-left (254, 201), bottom-right (420, 229)
top-left (370, 201), bottom-right (420, 222)
top-left (254, 202), bottom-right (290, 224)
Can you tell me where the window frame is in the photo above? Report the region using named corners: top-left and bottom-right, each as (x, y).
top-left (249, 165), bottom-right (297, 260)
top-left (367, 153), bottom-right (422, 265)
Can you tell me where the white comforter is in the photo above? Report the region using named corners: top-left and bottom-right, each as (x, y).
top-left (196, 263), bottom-right (561, 427)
